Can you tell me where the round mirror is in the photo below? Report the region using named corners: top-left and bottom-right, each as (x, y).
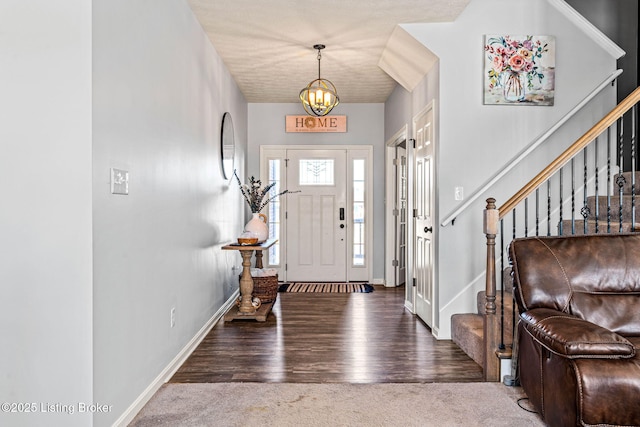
top-left (220, 112), bottom-right (235, 180)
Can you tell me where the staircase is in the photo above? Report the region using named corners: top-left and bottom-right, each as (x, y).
top-left (451, 86), bottom-right (640, 381)
top-left (451, 269), bottom-right (513, 367)
top-left (451, 171), bottom-right (638, 369)
top-left (566, 171), bottom-right (640, 234)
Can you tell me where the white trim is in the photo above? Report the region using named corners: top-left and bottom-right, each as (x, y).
top-left (371, 277), bottom-right (386, 286)
top-left (548, 0), bottom-right (625, 60)
top-left (404, 300), bottom-right (414, 313)
top-left (386, 125), bottom-right (408, 148)
top-left (259, 148), bottom-right (287, 276)
top-left (431, 325), bottom-right (441, 339)
top-left (112, 290), bottom-right (239, 427)
top-left (348, 147), bottom-right (374, 282)
top-left (405, 129), bottom-right (416, 312)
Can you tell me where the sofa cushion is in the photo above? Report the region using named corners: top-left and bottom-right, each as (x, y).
top-left (510, 234), bottom-right (640, 336)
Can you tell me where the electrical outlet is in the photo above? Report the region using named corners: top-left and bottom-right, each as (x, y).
top-left (170, 307), bottom-right (176, 328)
top-left (454, 186), bottom-right (464, 201)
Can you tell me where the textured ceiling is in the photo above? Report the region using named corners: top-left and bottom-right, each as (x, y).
top-left (187, 0), bottom-right (470, 103)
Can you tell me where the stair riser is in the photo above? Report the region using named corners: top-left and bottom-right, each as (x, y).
top-left (586, 196), bottom-right (639, 222)
top-left (615, 172), bottom-right (640, 195)
top-left (559, 220), bottom-right (638, 235)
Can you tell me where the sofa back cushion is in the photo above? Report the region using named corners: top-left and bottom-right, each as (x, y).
top-left (509, 234), bottom-right (640, 336)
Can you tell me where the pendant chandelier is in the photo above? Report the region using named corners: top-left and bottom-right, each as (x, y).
top-left (299, 44), bottom-right (340, 117)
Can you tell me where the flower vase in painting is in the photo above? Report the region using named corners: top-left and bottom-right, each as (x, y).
top-left (501, 71), bottom-right (526, 102)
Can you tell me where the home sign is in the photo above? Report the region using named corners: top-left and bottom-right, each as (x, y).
top-left (285, 115), bottom-right (347, 133)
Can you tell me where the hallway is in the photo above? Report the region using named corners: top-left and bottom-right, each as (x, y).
top-left (170, 286), bottom-right (483, 383)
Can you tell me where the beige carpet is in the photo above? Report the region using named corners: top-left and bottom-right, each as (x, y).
top-left (129, 382), bottom-right (544, 426)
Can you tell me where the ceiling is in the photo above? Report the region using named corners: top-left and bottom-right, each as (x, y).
top-left (187, 0), bottom-right (470, 104)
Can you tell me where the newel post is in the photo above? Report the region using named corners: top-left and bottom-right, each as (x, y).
top-left (483, 198), bottom-right (500, 381)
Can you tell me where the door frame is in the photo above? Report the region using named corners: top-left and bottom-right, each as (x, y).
top-left (412, 101), bottom-right (438, 331)
top-left (260, 145), bottom-right (373, 283)
top-left (384, 125), bottom-right (408, 288)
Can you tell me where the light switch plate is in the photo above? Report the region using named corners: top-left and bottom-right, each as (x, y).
top-left (454, 186), bottom-right (464, 201)
top-left (111, 168), bottom-right (129, 195)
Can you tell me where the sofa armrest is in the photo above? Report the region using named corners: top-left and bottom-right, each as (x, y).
top-left (520, 308), bottom-right (635, 358)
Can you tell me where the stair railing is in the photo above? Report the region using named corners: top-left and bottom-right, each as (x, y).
top-left (482, 85), bottom-right (640, 381)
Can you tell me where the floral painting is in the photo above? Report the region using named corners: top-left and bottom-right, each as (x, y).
top-left (484, 35), bottom-right (555, 105)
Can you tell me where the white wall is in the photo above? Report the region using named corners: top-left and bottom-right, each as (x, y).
top-left (400, 0), bottom-right (620, 338)
top-left (92, 0), bottom-right (247, 425)
top-left (0, 1), bottom-right (94, 426)
top-left (384, 85), bottom-right (412, 143)
top-left (247, 103), bottom-right (386, 280)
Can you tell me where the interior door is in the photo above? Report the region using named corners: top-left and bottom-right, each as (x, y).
top-left (395, 146), bottom-right (407, 286)
top-left (414, 106), bottom-right (434, 327)
top-left (286, 149), bottom-right (347, 281)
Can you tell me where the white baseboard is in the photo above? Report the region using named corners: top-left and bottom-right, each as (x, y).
top-left (404, 300), bottom-right (414, 313)
top-left (431, 325), bottom-right (441, 339)
top-left (371, 278), bottom-right (385, 286)
top-left (112, 290), bottom-right (239, 427)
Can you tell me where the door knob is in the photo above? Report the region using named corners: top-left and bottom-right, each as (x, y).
top-left (424, 226), bottom-right (433, 233)
top-left (340, 224), bottom-right (345, 229)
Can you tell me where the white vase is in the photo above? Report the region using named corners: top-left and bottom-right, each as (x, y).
top-left (244, 212), bottom-right (268, 242)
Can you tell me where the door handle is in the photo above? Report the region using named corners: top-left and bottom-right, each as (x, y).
top-left (340, 224), bottom-right (345, 229)
top-left (339, 208), bottom-right (345, 221)
top-left (424, 226), bottom-right (433, 233)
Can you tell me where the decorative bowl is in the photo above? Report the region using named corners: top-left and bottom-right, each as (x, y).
top-left (237, 236), bottom-right (259, 245)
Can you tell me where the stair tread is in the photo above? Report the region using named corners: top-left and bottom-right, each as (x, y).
top-left (561, 219), bottom-right (640, 225)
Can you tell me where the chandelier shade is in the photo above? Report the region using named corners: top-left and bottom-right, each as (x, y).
top-left (299, 44), bottom-right (340, 116)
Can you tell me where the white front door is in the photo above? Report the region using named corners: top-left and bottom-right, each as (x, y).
top-left (414, 105), bottom-right (435, 327)
top-left (285, 149), bottom-right (348, 281)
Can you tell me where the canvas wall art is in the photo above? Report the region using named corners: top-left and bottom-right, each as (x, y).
top-left (484, 35), bottom-right (555, 106)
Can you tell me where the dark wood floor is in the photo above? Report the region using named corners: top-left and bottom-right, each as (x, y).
top-left (170, 285), bottom-right (483, 383)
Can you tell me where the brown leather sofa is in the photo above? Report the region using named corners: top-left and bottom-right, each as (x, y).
top-left (509, 234), bottom-right (640, 427)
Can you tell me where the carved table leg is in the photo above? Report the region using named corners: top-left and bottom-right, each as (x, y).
top-left (255, 250), bottom-right (264, 269)
top-left (238, 250), bottom-right (256, 314)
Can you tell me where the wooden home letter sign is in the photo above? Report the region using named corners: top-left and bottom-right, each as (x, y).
top-left (285, 115), bottom-right (347, 133)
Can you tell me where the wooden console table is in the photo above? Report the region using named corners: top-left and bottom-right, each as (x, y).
top-left (222, 238), bottom-right (277, 322)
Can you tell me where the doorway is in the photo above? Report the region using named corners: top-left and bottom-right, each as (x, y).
top-left (260, 146), bottom-right (372, 283)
